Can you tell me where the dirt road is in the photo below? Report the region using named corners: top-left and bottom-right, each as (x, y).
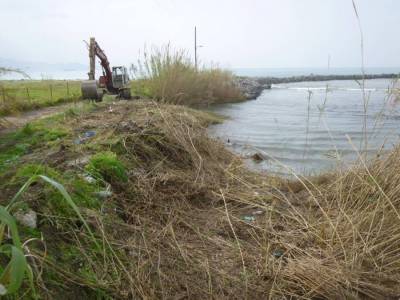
top-left (0, 102), bottom-right (79, 134)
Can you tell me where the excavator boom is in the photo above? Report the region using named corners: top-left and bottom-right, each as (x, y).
top-left (87, 38), bottom-right (114, 92)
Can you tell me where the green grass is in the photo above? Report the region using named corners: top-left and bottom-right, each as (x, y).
top-left (0, 162), bottom-right (102, 298)
top-left (0, 80), bottom-right (81, 116)
top-left (0, 101), bottom-right (107, 179)
top-left (85, 151), bottom-right (128, 183)
top-left (9, 164), bottom-right (101, 219)
top-left (0, 206), bottom-right (34, 297)
top-left (0, 173), bottom-right (104, 298)
top-left (0, 122), bottom-right (69, 173)
top-left (0, 100), bottom-right (101, 175)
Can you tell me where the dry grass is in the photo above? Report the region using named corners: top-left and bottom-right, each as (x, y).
top-left (256, 148), bottom-right (400, 299)
top-left (131, 45), bottom-right (243, 105)
top-left (2, 100), bottom-right (400, 298)
top-left (89, 102), bottom-right (400, 298)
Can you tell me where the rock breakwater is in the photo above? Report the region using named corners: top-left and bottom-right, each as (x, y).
top-left (236, 73), bottom-right (398, 100)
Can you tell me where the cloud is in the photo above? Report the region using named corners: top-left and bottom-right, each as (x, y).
top-left (0, 0), bottom-right (399, 68)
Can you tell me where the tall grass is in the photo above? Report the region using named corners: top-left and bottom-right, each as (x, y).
top-left (131, 45), bottom-right (243, 105)
top-left (0, 206), bottom-right (34, 296)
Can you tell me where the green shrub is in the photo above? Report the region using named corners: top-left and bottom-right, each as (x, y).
top-left (85, 151), bottom-right (127, 183)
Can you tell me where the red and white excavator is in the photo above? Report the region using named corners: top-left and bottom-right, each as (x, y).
top-left (81, 37), bottom-right (131, 101)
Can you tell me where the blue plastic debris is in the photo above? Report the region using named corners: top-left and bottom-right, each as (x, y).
top-left (83, 131), bottom-right (96, 138)
top-left (272, 249), bottom-right (284, 258)
top-left (242, 216), bottom-right (256, 222)
top-left (74, 131), bottom-right (96, 144)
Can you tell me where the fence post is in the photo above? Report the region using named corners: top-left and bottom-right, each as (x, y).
top-left (66, 81), bottom-right (70, 97)
top-left (49, 84), bottom-right (53, 101)
top-left (26, 87), bottom-right (31, 103)
top-left (1, 86), bottom-right (5, 106)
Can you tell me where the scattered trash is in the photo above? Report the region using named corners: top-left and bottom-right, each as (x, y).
top-left (67, 155), bottom-right (91, 167)
top-left (74, 131), bottom-right (96, 144)
top-left (94, 190), bottom-right (113, 199)
top-left (83, 174), bottom-right (96, 184)
top-left (252, 210), bottom-right (265, 216)
top-left (0, 284), bottom-right (6, 295)
top-left (129, 168), bottom-right (146, 177)
top-left (272, 249), bottom-right (284, 258)
top-left (14, 209), bottom-right (37, 229)
top-left (241, 215), bottom-right (256, 222)
top-left (108, 106), bottom-right (113, 113)
top-left (117, 120), bottom-right (141, 132)
top-left (83, 131), bottom-right (96, 138)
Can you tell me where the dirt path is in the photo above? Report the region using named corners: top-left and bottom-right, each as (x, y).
top-left (0, 102), bottom-right (79, 134)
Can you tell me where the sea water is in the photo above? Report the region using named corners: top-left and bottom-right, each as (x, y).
top-left (208, 78), bottom-right (400, 176)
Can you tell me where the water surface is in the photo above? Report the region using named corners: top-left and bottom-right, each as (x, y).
top-left (208, 78), bottom-right (400, 176)
top-left (232, 67), bottom-right (400, 77)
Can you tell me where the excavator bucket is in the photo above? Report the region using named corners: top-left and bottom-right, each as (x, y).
top-left (81, 80), bottom-right (104, 101)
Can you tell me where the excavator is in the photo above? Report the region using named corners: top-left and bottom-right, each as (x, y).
top-left (81, 37), bottom-right (131, 101)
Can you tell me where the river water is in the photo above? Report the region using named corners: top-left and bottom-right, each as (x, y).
top-left (208, 78), bottom-right (400, 176)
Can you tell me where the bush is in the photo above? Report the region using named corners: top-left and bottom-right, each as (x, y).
top-left (131, 45), bottom-right (243, 105)
top-left (85, 151), bottom-right (127, 183)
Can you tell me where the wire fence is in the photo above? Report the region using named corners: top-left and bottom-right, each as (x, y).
top-left (0, 81), bottom-right (81, 104)
top-left (0, 80), bottom-right (81, 114)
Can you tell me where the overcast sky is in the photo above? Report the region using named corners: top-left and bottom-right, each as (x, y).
top-left (1, 0), bottom-right (399, 69)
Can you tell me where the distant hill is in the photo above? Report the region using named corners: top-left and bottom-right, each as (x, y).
top-left (0, 58), bottom-right (88, 79)
top-left (0, 58), bottom-right (87, 72)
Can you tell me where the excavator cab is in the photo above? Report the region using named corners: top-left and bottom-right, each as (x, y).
top-left (112, 66), bottom-right (130, 89)
top-left (111, 66), bottom-right (131, 99)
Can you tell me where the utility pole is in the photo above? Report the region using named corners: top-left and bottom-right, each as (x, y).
top-left (194, 26), bottom-right (203, 70)
top-left (194, 26), bottom-right (198, 70)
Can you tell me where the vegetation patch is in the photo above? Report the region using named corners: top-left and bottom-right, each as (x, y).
top-left (13, 163), bottom-right (61, 183)
top-left (132, 45), bottom-right (244, 105)
top-left (0, 100), bottom-right (399, 299)
top-left (0, 122), bottom-right (69, 174)
top-left (85, 151), bottom-right (127, 183)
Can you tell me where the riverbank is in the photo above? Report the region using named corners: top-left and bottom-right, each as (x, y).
top-left (236, 73), bottom-right (399, 99)
top-left (1, 99), bottom-right (400, 298)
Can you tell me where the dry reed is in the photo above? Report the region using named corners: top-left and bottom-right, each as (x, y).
top-left (3, 100), bottom-right (400, 299)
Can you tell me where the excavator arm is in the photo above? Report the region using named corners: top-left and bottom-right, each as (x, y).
top-left (87, 38), bottom-right (114, 92)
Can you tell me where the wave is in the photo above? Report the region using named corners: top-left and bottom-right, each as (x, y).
top-left (271, 85), bottom-right (382, 92)
top-left (338, 88), bottom-right (378, 92)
